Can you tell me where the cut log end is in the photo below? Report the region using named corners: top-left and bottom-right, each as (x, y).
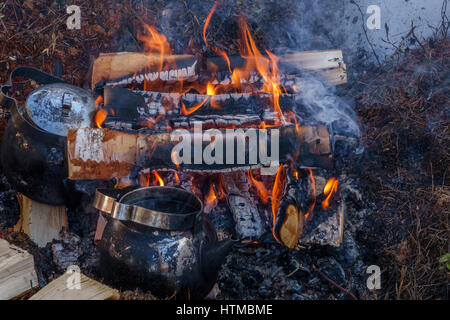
top-left (274, 201), bottom-right (304, 249)
top-left (0, 239), bottom-right (39, 300)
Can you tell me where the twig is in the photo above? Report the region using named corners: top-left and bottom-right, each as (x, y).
top-left (410, 22), bottom-right (428, 56)
top-left (312, 264), bottom-right (358, 300)
top-left (0, 1), bottom-right (8, 13)
top-left (440, 0), bottom-right (449, 38)
top-left (350, 0), bottom-right (382, 68)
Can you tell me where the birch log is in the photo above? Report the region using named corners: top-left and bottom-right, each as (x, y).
top-left (66, 125), bottom-right (332, 180)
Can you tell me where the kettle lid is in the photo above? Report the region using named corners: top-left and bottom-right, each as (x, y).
top-left (25, 83), bottom-right (95, 136)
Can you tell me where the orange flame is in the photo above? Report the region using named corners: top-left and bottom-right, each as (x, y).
top-left (206, 82), bottom-right (222, 110)
top-left (322, 178), bottom-right (338, 210)
top-left (138, 24), bottom-right (172, 72)
top-left (206, 82), bottom-right (216, 95)
top-left (271, 164), bottom-right (284, 242)
top-left (95, 109), bottom-right (108, 128)
top-left (174, 171), bottom-right (180, 184)
top-left (248, 170), bottom-right (269, 204)
top-left (237, 18), bottom-right (286, 124)
top-left (152, 170), bottom-right (165, 187)
top-left (205, 183), bottom-right (217, 208)
top-left (139, 172), bottom-right (151, 187)
top-left (180, 98), bottom-right (208, 115)
top-left (95, 96), bottom-right (103, 108)
top-left (203, 1), bottom-right (232, 73)
top-left (203, 1), bottom-right (220, 49)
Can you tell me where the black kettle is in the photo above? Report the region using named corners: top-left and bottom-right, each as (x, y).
top-left (93, 186), bottom-right (235, 299)
top-left (0, 67), bottom-right (96, 205)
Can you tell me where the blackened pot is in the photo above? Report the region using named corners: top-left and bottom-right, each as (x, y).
top-left (96, 187), bottom-right (234, 300)
top-left (0, 68), bottom-right (96, 205)
top-left (1, 100), bottom-right (68, 205)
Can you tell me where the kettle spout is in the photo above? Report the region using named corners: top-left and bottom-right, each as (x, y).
top-left (201, 238), bottom-right (236, 282)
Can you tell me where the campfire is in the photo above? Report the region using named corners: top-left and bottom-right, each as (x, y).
top-left (0, 3), bottom-right (361, 300)
top-left (68, 16), bottom-right (352, 249)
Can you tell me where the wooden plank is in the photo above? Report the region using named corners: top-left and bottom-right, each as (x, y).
top-left (30, 271), bottom-right (119, 300)
top-left (0, 239), bottom-right (38, 300)
top-left (280, 49), bottom-right (345, 71)
top-left (14, 193), bottom-right (68, 248)
top-left (315, 67), bottom-right (347, 85)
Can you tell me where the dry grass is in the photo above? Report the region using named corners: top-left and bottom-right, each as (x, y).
top-left (352, 39), bottom-right (449, 299)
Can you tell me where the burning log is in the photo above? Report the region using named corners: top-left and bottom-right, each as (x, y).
top-left (272, 166), bottom-right (304, 249)
top-left (30, 270), bottom-right (120, 300)
top-left (13, 193), bottom-right (68, 248)
top-left (298, 170), bottom-right (344, 247)
top-left (208, 50), bottom-right (347, 86)
top-left (100, 87), bottom-right (329, 130)
top-left (92, 50), bottom-right (346, 89)
top-left (0, 239), bottom-right (39, 300)
top-left (66, 125), bottom-right (332, 180)
top-left (222, 172), bottom-right (264, 240)
top-left (299, 201), bottom-right (344, 247)
top-left (92, 52), bottom-right (197, 88)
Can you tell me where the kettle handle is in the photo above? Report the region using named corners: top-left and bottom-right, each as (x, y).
top-left (93, 187), bottom-right (201, 231)
top-left (93, 189), bottom-right (119, 214)
top-left (0, 66), bottom-right (65, 111)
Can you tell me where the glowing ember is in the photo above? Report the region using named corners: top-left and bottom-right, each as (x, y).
top-left (322, 177), bottom-right (339, 210)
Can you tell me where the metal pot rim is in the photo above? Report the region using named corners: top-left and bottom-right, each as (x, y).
top-left (94, 186), bottom-right (203, 231)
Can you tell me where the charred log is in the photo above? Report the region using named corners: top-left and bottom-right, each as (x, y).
top-left (222, 172), bottom-right (265, 240)
top-left (92, 52), bottom-right (197, 88)
top-left (92, 50), bottom-right (346, 89)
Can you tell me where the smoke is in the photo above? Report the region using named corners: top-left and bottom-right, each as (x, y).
top-left (293, 75), bottom-right (361, 140)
